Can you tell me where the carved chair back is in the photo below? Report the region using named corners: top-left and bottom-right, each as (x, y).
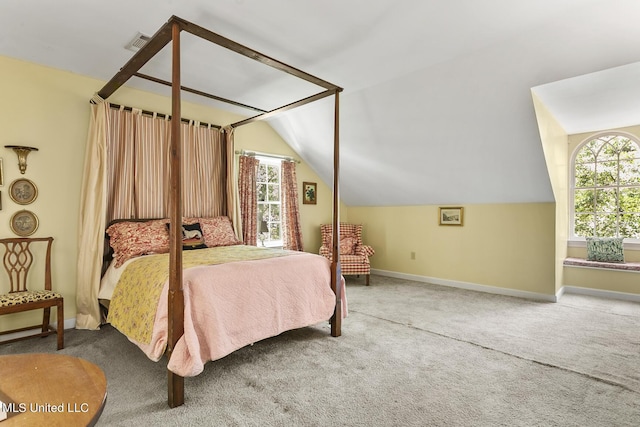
top-left (0, 237), bottom-right (53, 294)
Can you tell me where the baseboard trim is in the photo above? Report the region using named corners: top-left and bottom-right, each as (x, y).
top-left (0, 318), bottom-right (76, 344)
top-left (371, 269), bottom-right (558, 302)
top-left (559, 286), bottom-right (640, 303)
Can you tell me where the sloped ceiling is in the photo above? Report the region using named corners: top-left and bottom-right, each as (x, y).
top-left (2, 0), bottom-right (640, 206)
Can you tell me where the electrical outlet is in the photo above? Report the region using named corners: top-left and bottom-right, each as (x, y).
top-left (410, 251), bottom-right (416, 260)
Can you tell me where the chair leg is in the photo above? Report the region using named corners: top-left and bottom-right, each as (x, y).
top-left (56, 300), bottom-right (64, 350)
top-left (366, 274), bottom-right (370, 286)
top-left (42, 307), bottom-right (51, 333)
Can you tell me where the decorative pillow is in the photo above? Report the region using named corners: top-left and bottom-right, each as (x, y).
top-left (586, 237), bottom-right (625, 263)
top-left (167, 222), bottom-right (208, 250)
top-left (106, 220), bottom-right (170, 267)
top-left (339, 237), bottom-right (356, 255)
top-left (186, 216), bottom-right (241, 247)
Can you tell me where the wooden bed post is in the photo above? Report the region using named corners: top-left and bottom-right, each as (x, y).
top-left (167, 20), bottom-right (185, 408)
top-left (330, 90), bottom-right (342, 338)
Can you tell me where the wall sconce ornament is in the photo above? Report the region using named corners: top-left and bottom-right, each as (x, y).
top-left (5, 145), bottom-right (39, 174)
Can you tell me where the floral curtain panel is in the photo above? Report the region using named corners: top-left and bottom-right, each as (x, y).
top-left (281, 160), bottom-right (304, 251)
top-left (238, 155), bottom-right (259, 245)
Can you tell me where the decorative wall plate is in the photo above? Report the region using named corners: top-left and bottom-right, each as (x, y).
top-left (9, 178), bottom-right (38, 205)
top-left (10, 210), bottom-right (39, 236)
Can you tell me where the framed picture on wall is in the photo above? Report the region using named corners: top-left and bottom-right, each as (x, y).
top-left (10, 210), bottom-right (39, 236)
top-left (303, 182), bottom-right (317, 205)
top-left (9, 178), bottom-right (38, 205)
top-left (439, 207), bottom-right (464, 226)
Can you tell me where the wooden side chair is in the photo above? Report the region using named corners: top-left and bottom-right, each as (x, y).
top-left (0, 237), bottom-right (64, 350)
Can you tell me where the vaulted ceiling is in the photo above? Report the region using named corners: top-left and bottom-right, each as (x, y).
top-left (2, 0), bottom-right (640, 206)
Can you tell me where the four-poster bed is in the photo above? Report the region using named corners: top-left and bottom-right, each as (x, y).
top-left (88, 15), bottom-right (343, 407)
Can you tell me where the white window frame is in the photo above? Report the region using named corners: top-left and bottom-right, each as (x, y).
top-left (569, 131), bottom-right (640, 249)
top-left (256, 156), bottom-right (283, 248)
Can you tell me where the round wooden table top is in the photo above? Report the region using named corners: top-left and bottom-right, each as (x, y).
top-left (0, 353), bottom-right (107, 426)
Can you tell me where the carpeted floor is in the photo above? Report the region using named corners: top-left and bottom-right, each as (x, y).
top-left (1, 275), bottom-right (639, 426)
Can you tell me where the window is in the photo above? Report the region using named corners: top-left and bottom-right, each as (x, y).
top-left (256, 157), bottom-right (282, 247)
top-left (571, 134), bottom-right (640, 242)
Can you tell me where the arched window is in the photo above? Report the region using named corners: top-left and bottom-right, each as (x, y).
top-left (571, 133), bottom-right (640, 242)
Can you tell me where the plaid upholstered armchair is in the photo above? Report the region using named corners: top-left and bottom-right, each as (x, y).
top-left (319, 223), bottom-right (375, 285)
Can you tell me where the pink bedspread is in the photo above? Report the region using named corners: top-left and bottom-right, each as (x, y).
top-left (131, 252), bottom-right (347, 377)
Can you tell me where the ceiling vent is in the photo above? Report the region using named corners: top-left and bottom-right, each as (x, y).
top-left (125, 32), bottom-right (151, 52)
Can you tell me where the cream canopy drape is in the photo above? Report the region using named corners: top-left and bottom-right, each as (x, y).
top-left (224, 127), bottom-right (242, 241)
top-left (76, 98), bottom-right (109, 330)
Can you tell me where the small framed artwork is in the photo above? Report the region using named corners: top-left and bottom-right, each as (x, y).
top-left (303, 181), bottom-right (317, 205)
top-left (439, 207), bottom-right (464, 226)
top-left (10, 210), bottom-right (39, 236)
top-left (9, 178), bottom-right (38, 205)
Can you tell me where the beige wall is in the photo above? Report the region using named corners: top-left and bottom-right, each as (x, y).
top-left (562, 265), bottom-right (640, 294)
top-left (346, 203), bottom-right (557, 295)
top-left (0, 55), bottom-right (334, 333)
top-left (0, 57), bottom-right (93, 332)
top-left (532, 93), bottom-right (568, 293)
